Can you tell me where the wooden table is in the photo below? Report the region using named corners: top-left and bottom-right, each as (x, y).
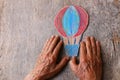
top-left (0, 0), bottom-right (120, 80)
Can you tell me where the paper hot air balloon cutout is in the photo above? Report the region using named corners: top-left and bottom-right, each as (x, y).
top-left (54, 5), bottom-right (88, 56)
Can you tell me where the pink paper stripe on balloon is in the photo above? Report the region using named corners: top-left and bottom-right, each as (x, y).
top-left (54, 6), bottom-right (69, 37)
top-left (74, 6), bottom-right (88, 37)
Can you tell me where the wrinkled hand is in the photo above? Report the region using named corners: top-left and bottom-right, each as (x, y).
top-left (24, 36), bottom-right (69, 80)
top-left (70, 37), bottom-right (102, 80)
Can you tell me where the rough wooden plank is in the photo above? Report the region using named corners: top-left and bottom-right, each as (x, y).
top-left (0, 0), bottom-right (120, 80)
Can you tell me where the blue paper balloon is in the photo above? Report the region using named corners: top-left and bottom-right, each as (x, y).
top-left (62, 6), bottom-right (80, 37)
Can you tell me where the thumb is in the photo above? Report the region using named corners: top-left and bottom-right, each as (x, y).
top-left (55, 56), bottom-right (70, 72)
top-left (69, 57), bottom-right (78, 74)
top-left (42, 56), bottom-right (70, 79)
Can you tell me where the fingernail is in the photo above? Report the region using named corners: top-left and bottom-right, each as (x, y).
top-left (51, 35), bottom-right (54, 38)
top-left (46, 39), bottom-right (49, 41)
top-left (91, 36), bottom-right (94, 39)
top-left (55, 35), bottom-right (59, 37)
top-left (51, 35), bottom-right (54, 37)
top-left (86, 36), bottom-right (90, 40)
top-left (80, 41), bottom-right (85, 45)
top-left (97, 41), bottom-right (100, 44)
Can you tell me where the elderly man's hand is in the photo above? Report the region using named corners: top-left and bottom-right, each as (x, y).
top-left (24, 36), bottom-right (69, 80)
top-left (70, 37), bottom-right (102, 80)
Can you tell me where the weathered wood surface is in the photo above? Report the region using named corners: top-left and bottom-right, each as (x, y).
top-left (0, 0), bottom-right (120, 80)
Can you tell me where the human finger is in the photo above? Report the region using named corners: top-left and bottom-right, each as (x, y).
top-left (48, 36), bottom-right (60, 52)
top-left (69, 57), bottom-right (78, 73)
top-left (96, 41), bottom-right (101, 59)
top-left (53, 56), bottom-right (69, 73)
top-left (90, 37), bottom-right (97, 57)
top-left (80, 41), bottom-right (87, 62)
top-left (45, 36), bottom-right (55, 51)
top-left (42, 39), bottom-right (49, 51)
top-left (86, 37), bottom-right (92, 59)
top-left (52, 40), bottom-right (63, 59)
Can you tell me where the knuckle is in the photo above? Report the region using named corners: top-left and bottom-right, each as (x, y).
top-left (45, 53), bottom-right (50, 57)
top-left (87, 55), bottom-right (92, 60)
top-left (96, 57), bottom-right (102, 65)
top-left (92, 46), bottom-right (96, 50)
top-left (80, 62), bottom-right (88, 70)
top-left (47, 50), bottom-right (52, 53)
top-left (81, 60), bottom-right (87, 64)
top-left (98, 60), bottom-right (102, 65)
top-left (88, 44), bottom-right (91, 48)
top-left (51, 55), bottom-right (57, 61)
top-left (81, 42), bottom-right (85, 45)
top-left (96, 58), bottom-right (102, 66)
top-left (49, 58), bottom-right (55, 64)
